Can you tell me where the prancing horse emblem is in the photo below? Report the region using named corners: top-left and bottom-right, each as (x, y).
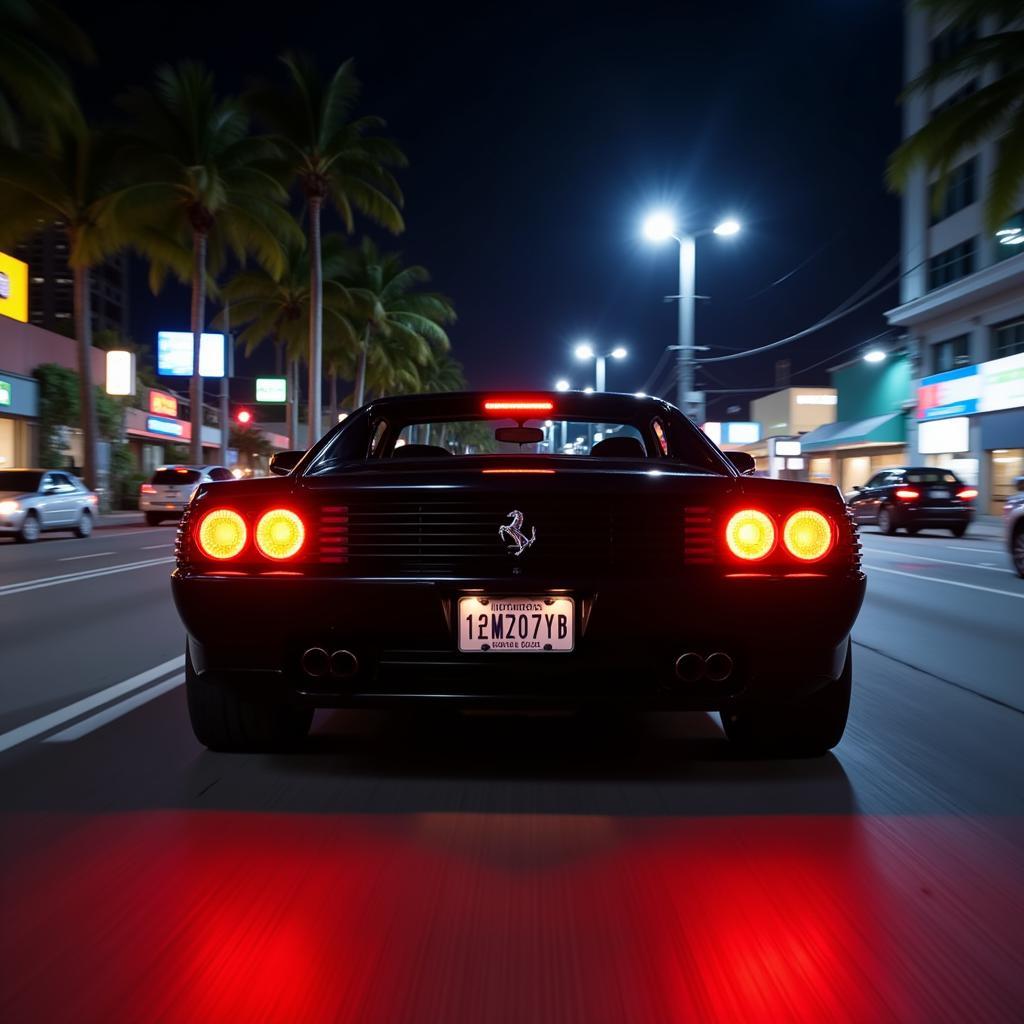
top-left (499, 510), bottom-right (536, 557)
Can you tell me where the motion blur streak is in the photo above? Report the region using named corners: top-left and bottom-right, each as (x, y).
top-left (0, 813), bottom-right (1020, 1023)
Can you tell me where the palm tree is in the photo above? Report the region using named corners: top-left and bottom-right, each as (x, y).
top-left (115, 62), bottom-right (303, 464)
top-left (343, 238), bottom-right (456, 405)
top-left (217, 233), bottom-right (359, 447)
top-left (0, 120), bottom-right (129, 489)
top-left (888, 1), bottom-right (1024, 230)
top-left (0, 0), bottom-right (93, 146)
top-left (249, 53), bottom-right (406, 444)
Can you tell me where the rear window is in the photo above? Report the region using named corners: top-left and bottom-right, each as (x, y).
top-left (152, 469), bottom-right (201, 485)
top-left (904, 470), bottom-right (958, 484)
top-left (0, 471), bottom-right (43, 492)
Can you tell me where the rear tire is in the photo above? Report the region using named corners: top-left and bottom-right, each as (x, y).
top-left (721, 641), bottom-right (853, 757)
top-left (950, 524), bottom-right (967, 538)
top-left (185, 647), bottom-right (313, 752)
top-left (906, 526), bottom-right (920, 536)
top-left (145, 512), bottom-right (164, 526)
top-left (877, 505), bottom-right (897, 535)
top-left (74, 510), bottom-right (93, 538)
top-left (16, 512), bottom-right (40, 543)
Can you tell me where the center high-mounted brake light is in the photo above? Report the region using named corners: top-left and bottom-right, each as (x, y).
top-left (895, 489), bottom-right (919, 500)
top-left (483, 400), bottom-right (554, 413)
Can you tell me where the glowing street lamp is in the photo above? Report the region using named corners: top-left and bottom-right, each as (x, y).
top-left (863, 349), bottom-right (887, 363)
top-left (574, 341), bottom-right (628, 392)
top-left (555, 378), bottom-right (571, 392)
top-left (641, 208), bottom-right (742, 422)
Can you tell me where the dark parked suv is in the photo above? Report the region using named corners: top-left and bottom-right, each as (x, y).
top-left (1004, 476), bottom-right (1024, 577)
top-left (846, 466), bottom-right (976, 537)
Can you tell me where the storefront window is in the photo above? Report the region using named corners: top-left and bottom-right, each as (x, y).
top-left (990, 449), bottom-right (1024, 514)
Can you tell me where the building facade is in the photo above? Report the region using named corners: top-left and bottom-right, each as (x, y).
top-left (886, 7), bottom-right (1024, 514)
top-left (15, 222), bottom-right (129, 338)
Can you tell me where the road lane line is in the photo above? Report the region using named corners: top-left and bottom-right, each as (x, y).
top-left (0, 556), bottom-right (174, 597)
top-left (0, 655), bottom-right (185, 753)
top-left (44, 674), bottom-right (185, 742)
top-left (864, 564), bottom-right (1024, 600)
top-left (58, 551), bottom-right (116, 562)
top-left (862, 549), bottom-right (1014, 574)
top-left (142, 543), bottom-right (173, 550)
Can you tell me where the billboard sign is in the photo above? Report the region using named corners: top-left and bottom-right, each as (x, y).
top-left (702, 421), bottom-right (762, 446)
top-left (0, 379), bottom-right (10, 406)
top-left (255, 377), bottom-right (287, 403)
top-left (0, 252), bottom-right (28, 323)
top-left (157, 331), bottom-right (225, 377)
top-left (917, 352), bottom-right (1024, 420)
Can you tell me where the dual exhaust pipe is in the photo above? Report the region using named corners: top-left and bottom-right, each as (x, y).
top-left (674, 651), bottom-right (733, 683)
top-left (300, 647), bottom-right (359, 680)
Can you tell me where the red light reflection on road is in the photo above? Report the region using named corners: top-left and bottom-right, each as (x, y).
top-left (0, 813), bottom-right (1021, 1023)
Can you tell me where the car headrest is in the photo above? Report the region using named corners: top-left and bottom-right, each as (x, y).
top-left (590, 436), bottom-right (647, 458)
top-left (391, 443), bottom-right (452, 458)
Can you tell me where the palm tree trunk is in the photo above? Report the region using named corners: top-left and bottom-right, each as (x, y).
top-left (329, 369), bottom-right (338, 425)
top-left (288, 355), bottom-right (300, 449)
top-left (72, 260), bottom-right (98, 491)
top-left (190, 229), bottom-right (207, 466)
top-left (307, 195), bottom-right (323, 447)
top-left (354, 325), bottom-right (370, 407)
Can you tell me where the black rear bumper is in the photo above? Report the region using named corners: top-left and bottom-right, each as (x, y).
top-left (173, 570), bottom-right (865, 711)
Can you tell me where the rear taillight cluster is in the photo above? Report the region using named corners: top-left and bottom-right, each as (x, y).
top-left (724, 508), bottom-right (836, 563)
top-left (193, 507), bottom-right (306, 562)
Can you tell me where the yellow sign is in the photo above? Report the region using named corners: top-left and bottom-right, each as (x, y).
top-left (149, 391), bottom-right (178, 417)
top-left (0, 252), bottom-right (29, 323)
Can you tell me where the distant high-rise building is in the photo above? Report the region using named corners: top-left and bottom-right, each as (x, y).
top-left (886, 8), bottom-right (1024, 515)
top-left (15, 221), bottom-right (129, 338)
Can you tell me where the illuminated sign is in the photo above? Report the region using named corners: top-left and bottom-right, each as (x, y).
top-left (105, 350), bottom-right (136, 396)
top-left (146, 416), bottom-right (184, 437)
top-left (156, 331), bottom-right (225, 377)
top-left (795, 394), bottom-right (837, 405)
top-left (773, 439), bottom-right (802, 457)
top-left (256, 377), bottom-right (287, 403)
top-left (917, 352), bottom-right (1024, 420)
top-left (149, 391), bottom-right (178, 417)
top-left (0, 252), bottom-right (29, 323)
top-left (918, 416), bottom-right (970, 455)
top-left (703, 421), bottom-right (762, 445)
top-left (0, 379), bottom-right (10, 407)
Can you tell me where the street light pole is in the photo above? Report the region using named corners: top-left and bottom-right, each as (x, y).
top-left (595, 355), bottom-right (606, 393)
top-left (677, 233), bottom-right (697, 422)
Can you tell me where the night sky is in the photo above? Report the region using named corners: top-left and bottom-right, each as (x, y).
top-left (73, 0), bottom-right (903, 418)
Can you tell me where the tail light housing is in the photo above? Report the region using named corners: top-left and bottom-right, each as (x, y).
top-left (196, 509), bottom-right (247, 560)
top-left (957, 488), bottom-right (977, 500)
top-left (895, 489), bottom-right (919, 500)
top-left (725, 509), bottom-right (776, 561)
top-left (255, 508), bottom-right (305, 560)
top-left (140, 483), bottom-right (156, 494)
top-left (782, 510), bottom-right (834, 561)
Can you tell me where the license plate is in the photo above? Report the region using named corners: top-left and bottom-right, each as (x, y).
top-left (929, 488), bottom-right (950, 499)
top-left (458, 596), bottom-right (574, 652)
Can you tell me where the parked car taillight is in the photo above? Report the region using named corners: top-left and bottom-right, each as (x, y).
top-left (140, 484), bottom-right (157, 494)
top-left (957, 488), bottom-right (978, 500)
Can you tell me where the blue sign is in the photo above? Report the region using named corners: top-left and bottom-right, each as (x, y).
top-left (917, 364), bottom-right (980, 420)
top-left (157, 331), bottom-right (225, 377)
top-left (147, 416), bottom-right (184, 437)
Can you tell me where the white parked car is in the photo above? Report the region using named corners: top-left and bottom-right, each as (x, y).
top-left (0, 469), bottom-right (99, 543)
top-left (140, 465), bottom-right (234, 526)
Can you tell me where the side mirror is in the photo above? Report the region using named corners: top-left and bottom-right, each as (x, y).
top-left (852, 485), bottom-right (864, 493)
top-left (43, 484), bottom-right (60, 495)
top-left (725, 452), bottom-right (756, 475)
top-left (269, 450), bottom-right (304, 476)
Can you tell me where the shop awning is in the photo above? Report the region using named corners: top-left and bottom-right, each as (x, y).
top-left (799, 412), bottom-right (905, 452)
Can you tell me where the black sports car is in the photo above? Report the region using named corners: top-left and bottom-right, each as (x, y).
top-left (172, 392), bottom-right (865, 755)
top-left (845, 466), bottom-right (976, 537)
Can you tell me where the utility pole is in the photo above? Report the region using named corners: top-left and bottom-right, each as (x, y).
top-left (219, 303), bottom-right (231, 466)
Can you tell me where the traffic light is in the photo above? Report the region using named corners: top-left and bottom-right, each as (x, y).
top-left (236, 408), bottom-right (252, 425)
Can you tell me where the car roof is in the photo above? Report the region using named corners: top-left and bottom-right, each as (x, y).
top-left (154, 464), bottom-right (225, 472)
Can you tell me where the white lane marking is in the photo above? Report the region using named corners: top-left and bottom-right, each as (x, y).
top-left (142, 543), bottom-right (174, 550)
top-left (0, 557), bottom-right (174, 597)
top-left (58, 550), bottom-right (116, 562)
top-left (864, 563), bottom-right (1024, 600)
top-left (0, 655), bottom-right (185, 753)
top-left (92, 530), bottom-right (156, 539)
top-left (44, 674), bottom-right (184, 742)
top-left (863, 548), bottom-right (1014, 574)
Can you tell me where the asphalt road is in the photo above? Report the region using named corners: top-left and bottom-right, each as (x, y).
top-left (0, 515), bottom-right (1021, 1022)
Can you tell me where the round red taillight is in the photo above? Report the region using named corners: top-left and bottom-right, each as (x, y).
top-left (255, 508), bottom-right (305, 560)
top-left (782, 510), bottom-right (834, 562)
top-left (196, 509), bottom-right (247, 560)
top-left (725, 509), bottom-right (776, 561)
